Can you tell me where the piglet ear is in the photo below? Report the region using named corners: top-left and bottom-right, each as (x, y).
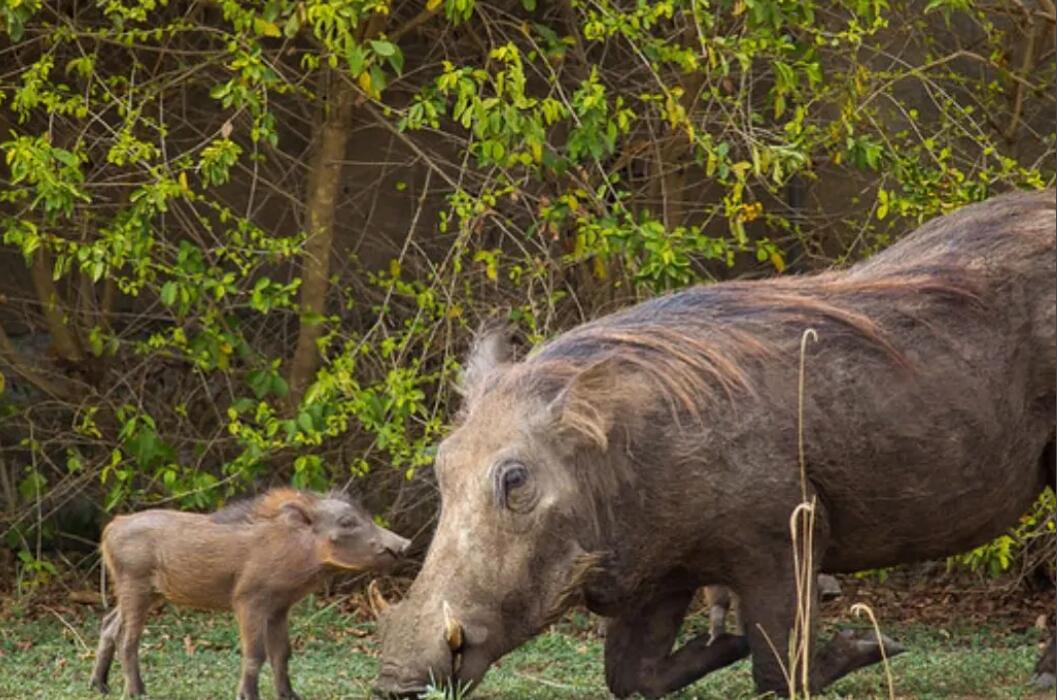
top-left (280, 501), bottom-right (312, 527)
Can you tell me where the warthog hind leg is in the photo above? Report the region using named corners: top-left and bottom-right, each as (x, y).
top-left (604, 587), bottom-right (750, 699)
top-left (814, 628), bottom-right (906, 689)
top-left (737, 567), bottom-right (904, 696)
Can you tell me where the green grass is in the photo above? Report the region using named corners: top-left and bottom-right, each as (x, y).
top-left (0, 599), bottom-right (1048, 700)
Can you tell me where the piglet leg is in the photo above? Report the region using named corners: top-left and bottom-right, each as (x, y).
top-left (90, 608), bottom-right (122, 694)
top-left (266, 606), bottom-right (301, 700)
top-left (235, 600), bottom-right (267, 700)
top-left (117, 587), bottom-right (152, 697)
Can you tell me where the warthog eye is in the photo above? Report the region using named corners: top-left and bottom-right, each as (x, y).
top-left (494, 461), bottom-right (531, 510)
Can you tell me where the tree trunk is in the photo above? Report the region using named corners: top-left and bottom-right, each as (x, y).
top-left (286, 73), bottom-right (355, 408)
top-left (31, 248), bottom-right (84, 363)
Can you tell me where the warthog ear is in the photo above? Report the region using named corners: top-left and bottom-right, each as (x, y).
top-left (547, 357), bottom-right (619, 451)
top-left (458, 321), bottom-right (517, 398)
top-left (279, 500), bottom-right (313, 527)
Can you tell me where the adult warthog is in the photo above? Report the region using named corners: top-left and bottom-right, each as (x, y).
top-left (374, 189), bottom-right (1056, 698)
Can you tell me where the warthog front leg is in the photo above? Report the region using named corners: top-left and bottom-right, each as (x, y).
top-left (604, 587), bottom-right (750, 699)
top-left (814, 628), bottom-right (905, 689)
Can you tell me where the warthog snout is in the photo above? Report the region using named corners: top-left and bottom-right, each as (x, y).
top-left (373, 599), bottom-right (492, 699)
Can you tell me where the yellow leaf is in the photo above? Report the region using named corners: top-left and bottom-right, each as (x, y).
top-left (730, 161), bottom-right (751, 181)
top-left (357, 71), bottom-right (374, 95)
top-left (770, 251), bottom-right (785, 273)
top-left (389, 259), bottom-right (401, 278)
top-left (593, 256), bottom-right (608, 280)
top-left (253, 17), bottom-right (281, 38)
top-left (178, 171), bottom-right (189, 193)
top-left (427, 0), bottom-right (443, 10)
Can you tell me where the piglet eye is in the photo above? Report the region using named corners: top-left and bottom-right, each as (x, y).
top-left (339, 517), bottom-right (356, 528)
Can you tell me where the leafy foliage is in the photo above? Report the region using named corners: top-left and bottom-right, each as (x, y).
top-left (0, 0), bottom-right (1051, 584)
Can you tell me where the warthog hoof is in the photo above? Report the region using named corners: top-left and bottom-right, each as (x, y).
top-left (1032, 671), bottom-right (1056, 689)
top-left (816, 628), bottom-right (906, 690)
top-left (278, 691), bottom-right (303, 700)
top-left (89, 679), bottom-right (109, 695)
top-left (845, 628), bottom-right (906, 658)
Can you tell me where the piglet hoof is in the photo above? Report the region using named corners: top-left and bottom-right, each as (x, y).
top-left (1031, 671), bottom-right (1056, 690)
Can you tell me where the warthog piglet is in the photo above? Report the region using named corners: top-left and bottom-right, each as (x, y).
top-left (90, 487), bottom-right (410, 700)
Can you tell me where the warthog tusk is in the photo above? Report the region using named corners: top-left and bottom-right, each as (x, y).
top-left (367, 579), bottom-right (390, 618)
top-left (442, 600), bottom-right (464, 651)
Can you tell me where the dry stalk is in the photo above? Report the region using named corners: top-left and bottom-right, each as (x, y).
top-left (789, 326), bottom-right (820, 698)
top-left (851, 603), bottom-right (896, 700)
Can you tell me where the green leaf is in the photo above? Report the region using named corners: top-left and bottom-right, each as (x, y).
top-left (346, 43), bottom-right (367, 76)
top-left (370, 40), bottom-right (396, 57)
top-left (232, 398), bottom-right (256, 413)
top-left (387, 46), bottom-right (405, 74)
top-left (160, 281), bottom-right (178, 307)
top-left (247, 369), bottom-right (273, 399)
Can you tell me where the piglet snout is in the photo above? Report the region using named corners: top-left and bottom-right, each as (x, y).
top-left (377, 530), bottom-right (411, 559)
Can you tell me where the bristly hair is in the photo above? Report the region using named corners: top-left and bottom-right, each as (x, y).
top-left (485, 267), bottom-right (985, 448)
top-left (461, 190), bottom-right (1051, 449)
top-left (210, 487), bottom-right (320, 524)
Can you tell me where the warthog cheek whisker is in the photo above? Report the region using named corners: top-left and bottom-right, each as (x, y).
top-left (541, 551), bottom-right (608, 626)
